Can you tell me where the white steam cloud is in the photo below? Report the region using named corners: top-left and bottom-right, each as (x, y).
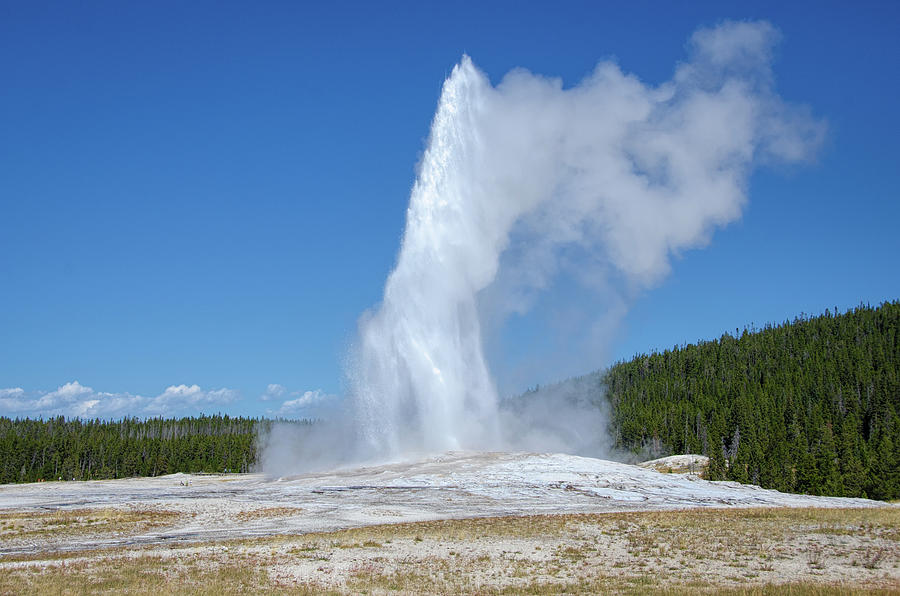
top-left (344, 21), bottom-right (823, 463)
top-left (257, 21), bottom-right (824, 473)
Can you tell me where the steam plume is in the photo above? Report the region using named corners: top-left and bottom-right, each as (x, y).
top-left (346, 20), bottom-right (823, 462)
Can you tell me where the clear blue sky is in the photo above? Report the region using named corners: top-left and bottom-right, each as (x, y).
top-left (2, 1), bottom-right (898, 419)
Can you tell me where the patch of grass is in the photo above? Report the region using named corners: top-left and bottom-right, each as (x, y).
top-left (0, 554), bottom-right (296, 595)
top-left (2, 506), bottom-right (898, 594)
top-left (806, 544), bottom-right (826, 569)
top-left (0, 508), bottom-right (180, 541)
top-left (289, 543), bottom-right (319, 553)
top-left (862, 546), bottom-right (889, 570)
top-left (234, 506), bottom-right (304, 522)
top-left (699, 586), bottom-right (898, 595)
top-left (333, 539), bottom-right (383, 550)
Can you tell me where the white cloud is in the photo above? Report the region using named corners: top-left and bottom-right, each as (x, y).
top-left (0, 388), bottom-right (25, 397)
top-left (0, 387), bottom-right (28, 412)
top-left (260, 383), bottom-right (287, 401)
top-left (265, 388), bottom-right (338, 419)
top-left (0, 382), bottom-right (241, 419)
top-left (143, 384), bottom-right (237, 415)
top-left (35, 380), bottom-right (93, 410)
top-left (688, 20), bottom-right (779, 70)
top-left (281, 390), bottom-right (328, 410)
top-left (72, 399), bottom-right (100, 417)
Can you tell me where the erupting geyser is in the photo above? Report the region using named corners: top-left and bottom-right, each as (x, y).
top-left (348, 21), bottom-right (823, 462)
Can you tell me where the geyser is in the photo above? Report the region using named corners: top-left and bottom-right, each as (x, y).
top-left (347, 20), bottom-right (823, 462)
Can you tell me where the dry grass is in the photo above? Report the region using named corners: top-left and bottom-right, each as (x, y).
top-left (0, 554), bottom-right (299, 595)
top-left (1, 560), bottom-right (894, 596)
top-left (234, 507), bottom-right (304, 522)
top-left (275, 507), bottom-right (900, 593)
top-left (256, 505), bottom-right (900, 550)
top-left (0, 508), bottom-right (180, 541)
top-left (1, 507), bottom-right (898, 594)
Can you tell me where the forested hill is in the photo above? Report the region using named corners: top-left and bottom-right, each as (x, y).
top-left (604, 301), bottom-right (900, 500)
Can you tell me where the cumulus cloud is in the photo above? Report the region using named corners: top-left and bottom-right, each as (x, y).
top-left (35, 381), bottom-right (93, 410)
top-left (0, 381), bottom-right (240, 419)
top-left (143, 384), bottom-right (239, 415)
top-left (260, 383), bottom-right (287, 401)
top-left (264, 388), bottom-right (338, 419)
top-left (0, 387), bottom-right (27, 412)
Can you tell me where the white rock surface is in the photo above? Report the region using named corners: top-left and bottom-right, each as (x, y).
top-left (0, 451), bottom-right (884, 555)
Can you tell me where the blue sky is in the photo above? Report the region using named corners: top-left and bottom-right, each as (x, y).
top-left (1, 1), bottom-right (898, 419)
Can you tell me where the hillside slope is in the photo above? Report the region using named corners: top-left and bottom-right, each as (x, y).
top-left (603, 301), bottom-right (899, 499)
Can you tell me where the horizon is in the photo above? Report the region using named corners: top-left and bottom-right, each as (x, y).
top-left (2, 300), bottom-right (892, 423)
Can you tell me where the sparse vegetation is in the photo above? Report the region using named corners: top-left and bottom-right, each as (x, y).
top-left (0, 507), bottom-right (180, 542)
top-left (1, 507), bottom-right (896, 594)
top-left (0, 555), bottom-right (280, 595)
top-left (234, 507), bottom-right (304, 522)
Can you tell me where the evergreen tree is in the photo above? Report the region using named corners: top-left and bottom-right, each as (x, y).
top-left (597, 301), bottom-right (899, 499)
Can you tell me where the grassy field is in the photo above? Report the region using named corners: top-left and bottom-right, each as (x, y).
top-left (0, 507), bottom-right (897, 594)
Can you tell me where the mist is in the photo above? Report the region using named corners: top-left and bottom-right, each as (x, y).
top-left (262, 20), bottom-right (823, 473)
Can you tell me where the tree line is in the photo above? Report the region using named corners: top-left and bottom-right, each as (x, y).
top-left (603, 300), bottom-right (899, 499)
top-left (0, 415), bottom-right (265, 483)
